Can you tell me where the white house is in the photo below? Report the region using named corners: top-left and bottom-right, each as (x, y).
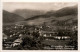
top-left (13, 39), bottom-right (23, 47)
top-left (3, 33), bottom-right (8, 41)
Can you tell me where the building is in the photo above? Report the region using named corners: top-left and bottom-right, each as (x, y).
top-left (3, 33), bottom-right (8, 41)
top-left (13, 39), bottom-right (23, 47)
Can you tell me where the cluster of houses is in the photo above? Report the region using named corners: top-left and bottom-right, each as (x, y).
top-left (3, 24), bottom-right (42, 49)
top-left (3, 24), bottom-right (77, 49)
top-left (3, 33), bottom-right (23, 48)
top-left (41, 31), bottom-right (71, 40)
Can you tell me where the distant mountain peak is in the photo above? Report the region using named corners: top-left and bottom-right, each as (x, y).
top-left (3, 10), bottom-right (24, 24)
top-left (13, 9), bottom-right (46, 19)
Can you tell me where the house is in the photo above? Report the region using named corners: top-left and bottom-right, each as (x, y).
top-left (3, 33), bottom-right (8, 41)
top-left (13, 39), bottom-right (23, 47)
top-left (42, 31), bottom-right (57, 37)
top-left (10, 35), bottom-right (13, 37)
top-left (3, 42), bottom-right (13, 48)
top-left (19, 34), bottom-right (23, 37)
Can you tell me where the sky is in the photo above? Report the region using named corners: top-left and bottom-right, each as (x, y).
top-left (3, 2), bottom-right (77, 12)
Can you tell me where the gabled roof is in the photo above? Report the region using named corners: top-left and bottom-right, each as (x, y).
top-left (3, 33), bottom-right (8, 39)
top-left (13, 39), bottom-right (23, 43)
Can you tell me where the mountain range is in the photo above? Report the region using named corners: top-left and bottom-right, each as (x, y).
top-left (13, 9), bottom-right (46, 19)
top-left (3, 5), bottom-right (78, 26)
top-left (24, 5), bottom-right (78, 26)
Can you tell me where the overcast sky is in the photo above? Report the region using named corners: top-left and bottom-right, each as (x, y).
top-left (3, 2), bottom-right (77, 12)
